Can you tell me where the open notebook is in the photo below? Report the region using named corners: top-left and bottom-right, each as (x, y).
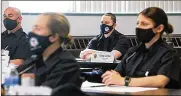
top-left (81, 81), bottom-right (158, 93)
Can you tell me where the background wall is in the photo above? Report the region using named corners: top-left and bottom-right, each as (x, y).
top-left (1, 1), bottom-right (9, 32)
top-left (1, 1), bottom-right (181, 36)
top-left (17, 14), bottom-right (181, 36)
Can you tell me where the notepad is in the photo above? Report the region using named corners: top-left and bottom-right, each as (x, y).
top-left (81, 81), bottom-right (158, 93)
top-left (81, 81), bottom-right (105, 88)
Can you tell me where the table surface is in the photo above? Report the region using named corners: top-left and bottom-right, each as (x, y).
top-left (85, 88), bottom-right (181, 96)
top-left (81, 81), bottom-right (181, 95)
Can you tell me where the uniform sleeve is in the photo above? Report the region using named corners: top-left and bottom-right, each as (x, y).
top-left (157, 50), bottom-right (180, 88)
top-left (12, 37), bottom-right (32, 60)
top-left (114, 50), bottom-right (130, 77)
top-left (40, 61), bottom-right (81, 88)
top-left (86, 36), bottom-right (98, 50)
top-left (113, 36), bottom-right (130, 56)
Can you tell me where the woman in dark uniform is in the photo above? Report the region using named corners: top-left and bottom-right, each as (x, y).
top-left (101, 7), bottom-right (180, 89)
top-left (17, 13), bottom-right (81, 89)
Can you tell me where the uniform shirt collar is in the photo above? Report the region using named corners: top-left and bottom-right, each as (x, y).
top-left (101, 29), bottom-right (117, 39)
top-left (44, 47), bottom-right (63, 66)
top-left (138, 38), bottom-right (163, 55)
top-left (147, 38), bottom-right (163, 51)
top-left (3, 28), bottom-right (24, 38)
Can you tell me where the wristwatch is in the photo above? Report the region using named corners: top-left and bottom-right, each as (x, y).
top-left (124, 76), bottom-right (131, 86)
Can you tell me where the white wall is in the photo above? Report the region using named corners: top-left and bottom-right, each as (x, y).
top-left (16, 14), bottom-right (181, 36)
top-left (1, 1), bottom-right (9, 32)
top-left (2, 1), bottom-right (181, 35)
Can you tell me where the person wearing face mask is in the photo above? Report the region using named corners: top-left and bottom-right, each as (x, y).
top-left (80, 13), bottom-right (130, 60)
top-left (102, 7), bottom-right (180, 89)
top-left (16, 13), bottom-right (82, 89)
top-left (80, 13), bottom-right (130, 83)
top-left (1, 7), bottom-right (32, 65)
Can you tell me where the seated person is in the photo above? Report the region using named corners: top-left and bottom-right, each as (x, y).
top-left (2, 7), bottom-right (32, 65)
top-left (80, 13), bottom-right (130, 60)
top-left (102, 7), bottom-right (180, 89)
top-left (80, 13), bottom-right (130, 83)
top-left (17, 12), bottom-right (81, 88)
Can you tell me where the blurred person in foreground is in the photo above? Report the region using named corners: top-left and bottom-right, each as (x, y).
top-left (17, 12), bottom-right (82, 89)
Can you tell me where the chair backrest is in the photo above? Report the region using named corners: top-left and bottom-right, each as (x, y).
top-left (64, 35), bottom-right (181, 58)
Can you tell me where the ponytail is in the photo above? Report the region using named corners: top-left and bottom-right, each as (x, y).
top-left (165, 23), bottom-right (174, 34)
top-left (60, 35), bottom-right (72, 48)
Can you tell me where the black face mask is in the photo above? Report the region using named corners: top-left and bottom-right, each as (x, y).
top-left (28, 32), bottom-right (52, 56)
top-left (3, 18), bottom-right (19, 30)
top-left (100, 24), bottom-right (114, 34)
top-left (136, 28), bottom-right (156, 43)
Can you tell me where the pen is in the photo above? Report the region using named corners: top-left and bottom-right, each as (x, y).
top-left (90, 85), bottom-right (105, 87)
top-left (5, 46), bottom-right (8, 50)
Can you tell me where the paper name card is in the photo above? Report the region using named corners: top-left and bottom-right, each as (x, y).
top-left (90, 51), bottom-right (114, 63)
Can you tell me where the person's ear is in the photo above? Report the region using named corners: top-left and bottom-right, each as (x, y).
top-left (113, 23), bottom-right (116, 29)
top-left (17, 16), bottom-right (22, 23)
top-left (153, 24), bottom-right (164, 34)
top-left (49, 33), bottom-right (59, 43)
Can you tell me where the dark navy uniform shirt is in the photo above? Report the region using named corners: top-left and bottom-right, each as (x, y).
top-left (87, 30), bottom-right (130, 59)
top-left (17, 47), bottom-right (82, 89)
top-left (115, 38), bottom-right (180, 89)
top-left (1, 28), bottom-right (32, 60)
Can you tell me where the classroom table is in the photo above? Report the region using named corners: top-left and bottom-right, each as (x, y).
top-left (81, 81), bottom-right (181, 96)
top-left (84, 88), bottom-right (181, 96)
top-left (76, 58), bottom-right (120, 70)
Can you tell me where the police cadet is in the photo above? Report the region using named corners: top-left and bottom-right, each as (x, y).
top-left (2, 7), bottom-right (31, 65)
top-left (17, 12), bottom-right (81, 88)
top-left (80, 13), bottom-right (130, 83)
top-left (102, 7), bottom-right (180, 89)
top-left (80, 13), bottom-right (130, 60)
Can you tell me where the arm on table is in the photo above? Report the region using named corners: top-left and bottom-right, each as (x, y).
top-left (10, 59), bottom-right (24, 65)
top-left (111, 50), bottom-right (122, 60)
top-left (101, 70), bottom-right (169, 88)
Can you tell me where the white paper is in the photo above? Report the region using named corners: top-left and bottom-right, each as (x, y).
top-left (2, 73), bottom-right (5, 84)
top-left (7, 86), bottom-right (52, 95)
top-left (81, 81), bottom-right (158, 93)
top-left (2, 55), bottom-right (10, 67)
top-left (2, 49), bottom-right (9, 56)
top-left (81, 81), bottom-right (105, 88)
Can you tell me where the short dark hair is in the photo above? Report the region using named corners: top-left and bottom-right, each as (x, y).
top-left (139, 7), bottom-right (173, 34)
top-left (104, 13), bottom-right (116, 24)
